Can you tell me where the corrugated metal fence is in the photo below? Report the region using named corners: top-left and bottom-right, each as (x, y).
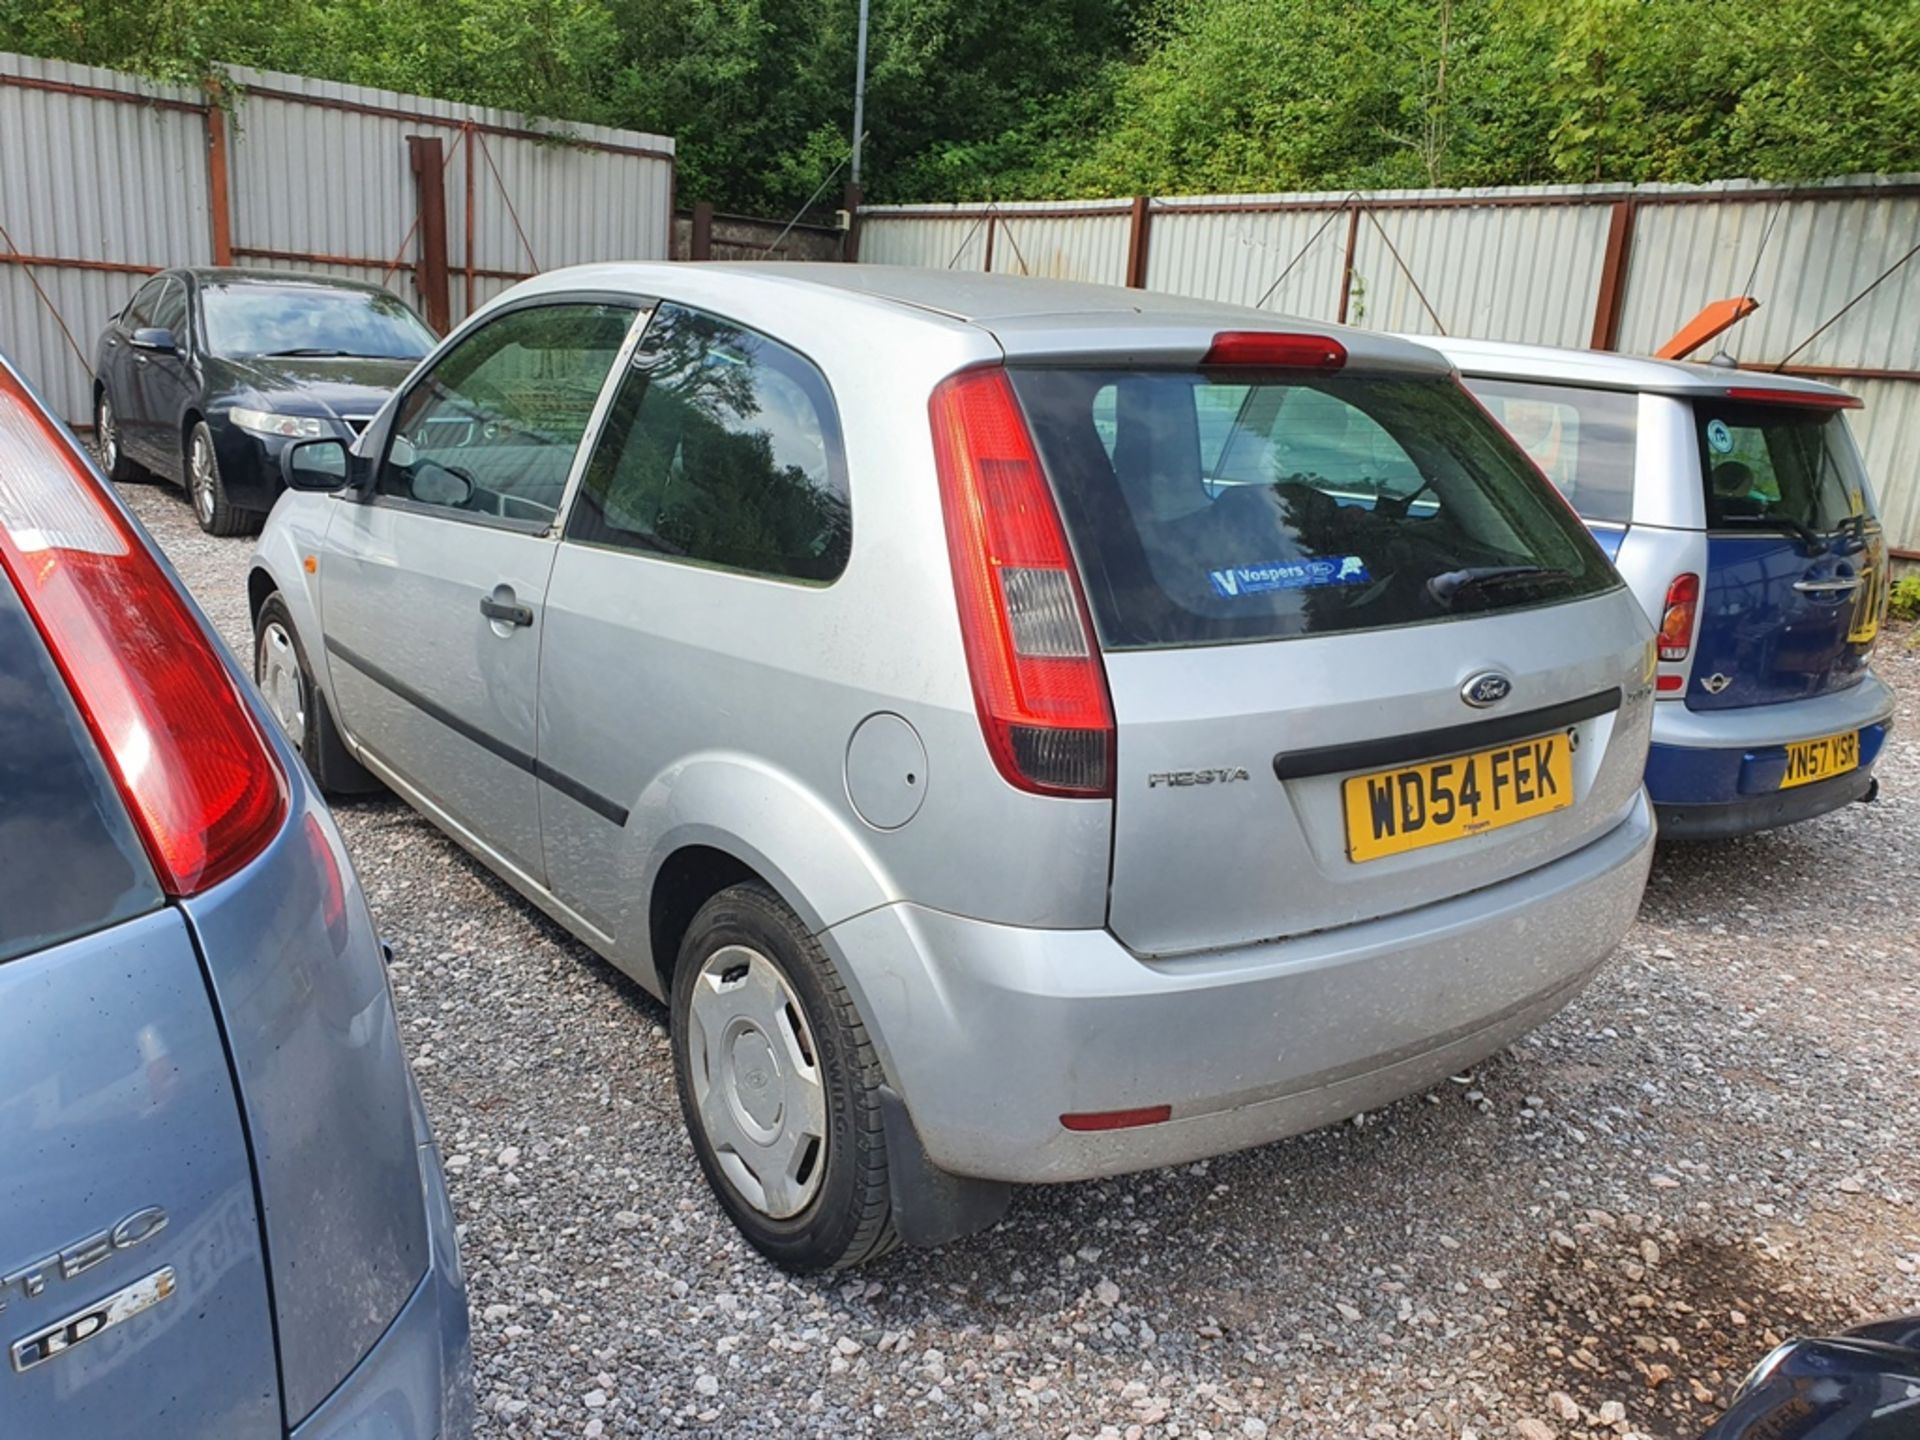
top-left (0, 52), bottom-right (674, 426)
top-left (858, 179), bottom-right (1920, 555)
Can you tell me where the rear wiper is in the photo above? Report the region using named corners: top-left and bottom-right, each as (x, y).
top-left (260, 347), bottom-right (350, 358)
top-left (1427, 564), bottom-right (1566, 606)
top-left (1719, 512), bottom-right (1828, 555)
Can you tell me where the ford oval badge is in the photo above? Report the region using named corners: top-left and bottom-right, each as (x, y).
top-left (1461, 671), bottom-right (1512, 708)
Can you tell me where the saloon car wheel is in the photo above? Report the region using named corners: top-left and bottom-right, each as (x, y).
top-left (253, 593), bottom-right (381, 797)
top-left (187, 420), bottom-right (260, 537)
top-left (672, 883), bottom-right (898, 1271)
top-left (95, 391), bottom-right (143, 483)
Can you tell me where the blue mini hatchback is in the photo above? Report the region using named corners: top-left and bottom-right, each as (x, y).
top-left (1432, 339), bottom-right (1895, 838)
top-left (0, 352), bottom-right (471, 1438)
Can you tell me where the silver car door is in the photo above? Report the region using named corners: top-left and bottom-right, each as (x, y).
top-left (320, 298), bottom-right (640, 881)
top-left (536, 301), bottom-right (854, 941)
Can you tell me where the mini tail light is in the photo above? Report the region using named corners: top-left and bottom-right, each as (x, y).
top-left (1657, 573), bottom-right (1701, 666)
top-left (0, 367), bottom-right (286, 895)
top-left (1202, 332), bottom-right (1346, 369)
top-left (929, 367), bottom-right (1115, 797)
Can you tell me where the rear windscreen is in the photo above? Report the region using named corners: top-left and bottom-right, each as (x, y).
top-left (1693, 399), bottom-right (1874, 535)
top-left (1462, 378), bottom-right (1637, 525)
top-left (1009, 367), bottom-right (1617, 650)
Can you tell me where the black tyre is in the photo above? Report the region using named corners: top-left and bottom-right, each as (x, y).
top-left (253, 593), bottom-right (382, 796)
top-left (672, 882), bottom-right (897, 1272)
top-left (95, 389), bottom-right (146, 483)
top-left (187, 419), bottom-right (262, 536)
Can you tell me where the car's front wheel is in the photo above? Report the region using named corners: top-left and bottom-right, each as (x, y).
top-left (187, 420), bottom-right (261, 536)
top-left (95, 390), bottom-right (144, 483)
top-left (253, 592), bottom-right (380, 796)
top-left (672, 883), bottom-right (898, 1271)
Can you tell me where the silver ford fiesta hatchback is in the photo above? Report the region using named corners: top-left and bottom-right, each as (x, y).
top-left (250, 265), bottom-right (1658, 1271)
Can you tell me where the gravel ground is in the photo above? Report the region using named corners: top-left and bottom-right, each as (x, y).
top-left (122, 474), bottom-right (1920, 1440)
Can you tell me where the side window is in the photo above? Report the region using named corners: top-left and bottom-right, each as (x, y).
top-left (566, 302), bottom-right (851, 583)
top-left (124, 277), bottom-right (168, 329)
top-left (378, 302), bottom-right (635, 526)
top-left (148, 279), bottom-right (188, 344)
top-left (1464, 378), bottom-right (1637, 526)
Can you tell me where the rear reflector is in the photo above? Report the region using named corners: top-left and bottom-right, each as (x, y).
top-left (1657, 573), bottom-right (1700, 664)
top-left (1203, 332), bottom-right (1346, 369)
top-left (1723, 385), bottom-right (1863, 411)
top-left (1060, 1105), bottom-right (1173, 1132)
top-left (1656, 674), bottom-right (1685, 693)
top-left (0, 366), bottom-right (286, 895)
top-left (930, 367), bottom-right (1114, 797)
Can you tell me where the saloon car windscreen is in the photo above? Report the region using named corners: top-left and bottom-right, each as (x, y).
top-left (1009, 367), bottom-right (1615, 649)
top-left (202, 284), bottom-right (435, 360)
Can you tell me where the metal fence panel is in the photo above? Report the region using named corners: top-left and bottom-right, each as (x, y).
top-left (1, 55), bottom-right (211, 423)
top-left (862, 177), bottom-right (1920, 553)
top-left (2, 51), bottom-right (674, 427)
top-left (1618, 179), bottom-right (1920, 371)
top-left (1146, 201), bottom-right (1346, 319)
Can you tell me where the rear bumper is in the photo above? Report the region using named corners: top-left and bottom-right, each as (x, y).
top-left (1645, 672), bottom-right (1895, 838)
top-left (826, 791), bottom-right (1653, 1185)
top-left (292, 1076), bottom-right (473, 1440)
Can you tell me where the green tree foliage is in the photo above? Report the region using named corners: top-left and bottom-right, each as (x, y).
top-left (3, 0), bottom-right (1917, 211)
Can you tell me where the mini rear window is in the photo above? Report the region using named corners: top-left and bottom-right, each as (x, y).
top-left (1010, 367), bottom-right (1617, 650)
top-left (1693, 399), bottom-right (1873, 537)
top-left (1461, 378), bottom-right (1637, 526)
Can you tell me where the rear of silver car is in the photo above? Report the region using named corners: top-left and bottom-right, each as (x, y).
top-left (836, 317), bottom-right (1656, 1186)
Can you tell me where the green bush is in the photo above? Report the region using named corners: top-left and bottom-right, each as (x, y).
top-left (1890, 574), bottom-right (1920, 624)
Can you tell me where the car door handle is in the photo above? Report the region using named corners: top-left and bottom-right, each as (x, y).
top-left (479, 596), bottom-right (535, 627)
top-left (1793, 577), bottom-right (1862, 594)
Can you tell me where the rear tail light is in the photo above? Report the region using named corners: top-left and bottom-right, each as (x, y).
top-left (930, 367), bottom-right (1115, 797)
top-left (1654, 573), bottom-right (1701, 696)
top-left (1202, 332), bottom-right (1346, 369)
top-left (0, 366), bottom-right (286, 894)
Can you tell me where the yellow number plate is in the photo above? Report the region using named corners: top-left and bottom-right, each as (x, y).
top-left (1343, 732), bottom-right (1575, 863)
top-left (1781, 731), bottom-right (1859, 789)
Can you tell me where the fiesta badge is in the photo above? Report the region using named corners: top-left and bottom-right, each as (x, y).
top-left (1460, 671), bottom-right (1513, 708)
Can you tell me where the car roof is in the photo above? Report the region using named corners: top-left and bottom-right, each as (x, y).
top-left (1416, 334), bottom-right (1856, 401)
top-left (173, 267), bottom-right (400, 297)
top-left (502, 262), bottom-right (1454, 372)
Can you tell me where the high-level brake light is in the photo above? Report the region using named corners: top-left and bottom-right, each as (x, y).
top-left (1722, 386), bottom-right (1862, 411)
top-left (929, 367), bottom-right (1115, 798)
top-left (1202, 332), bottom-right (1347, 369)
top-left (0, 365), bottom-right (286, 894)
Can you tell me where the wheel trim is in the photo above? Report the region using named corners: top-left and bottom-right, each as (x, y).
top-left (257, 622), bottom-right (308, 748)
top-left (686, 945), bottom-right (828, 1220)
top-left (190, 433), bottom-right (216, 522)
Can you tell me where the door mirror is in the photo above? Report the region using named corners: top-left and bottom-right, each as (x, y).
top-left (129, 327), bottom-right (178, 354)
top-left (282, 438), bottom-right (351, 491)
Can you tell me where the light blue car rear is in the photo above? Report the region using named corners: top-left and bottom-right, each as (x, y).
top-left (0, 352), bottom-right (471, 1438)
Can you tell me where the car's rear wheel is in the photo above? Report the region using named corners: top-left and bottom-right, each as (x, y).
top-left (95, 391), bottom-right (145, 483)
top-left (187, 420), bottom-right (261, 536)
top-left (672, 883), bottom-right (897, 1271)
top-left (253, 593), bottom-right (381, 796)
